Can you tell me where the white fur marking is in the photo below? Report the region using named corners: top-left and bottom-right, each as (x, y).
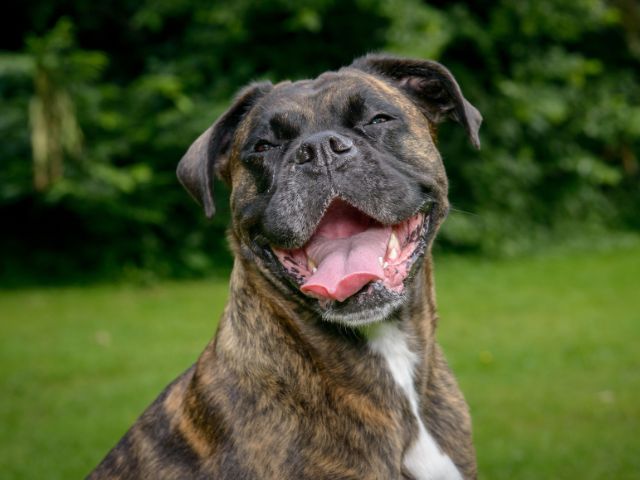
top-left (369, 324), bottom-right (462, 480)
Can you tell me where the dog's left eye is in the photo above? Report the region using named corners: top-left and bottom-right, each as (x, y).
top-left (254, 140), bottom-right (277, 153)
top-left (367, 114), bottom-right (393, 125)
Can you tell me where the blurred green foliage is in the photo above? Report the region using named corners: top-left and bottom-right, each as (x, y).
top-left (1, 0), bottom-right (638, 283)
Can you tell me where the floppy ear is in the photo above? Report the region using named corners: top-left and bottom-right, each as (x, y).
top-left (177, 81), bottom-right (273, 218)
top-left (350, 54), bottom-right (482, 149)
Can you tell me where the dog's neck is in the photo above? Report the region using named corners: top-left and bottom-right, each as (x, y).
top-left (194, 251), bottom-right (462, 479)
top-left (211, 249), bottom-right (440, 386)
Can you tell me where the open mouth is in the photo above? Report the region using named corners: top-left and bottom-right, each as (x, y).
top-left (272, 199), bottom-right (429, 304)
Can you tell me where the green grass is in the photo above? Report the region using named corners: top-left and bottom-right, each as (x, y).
top-left (1, 244), bottom-right (639, 479)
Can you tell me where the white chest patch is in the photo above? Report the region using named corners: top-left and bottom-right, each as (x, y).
top-left (368, 324), bottom-right (462, 480)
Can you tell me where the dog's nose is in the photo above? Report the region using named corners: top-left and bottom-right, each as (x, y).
top-left (295, 131), bottom-right (354, 167)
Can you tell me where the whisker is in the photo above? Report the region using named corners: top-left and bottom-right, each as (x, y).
top-left (448, 206), bottom-right (481, 218)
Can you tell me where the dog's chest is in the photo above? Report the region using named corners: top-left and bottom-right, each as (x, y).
top-left (368, 324), bottom-right (462, 480)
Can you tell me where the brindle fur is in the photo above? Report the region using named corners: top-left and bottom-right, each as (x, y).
top-left (89, 54), bottom-right (481, 480)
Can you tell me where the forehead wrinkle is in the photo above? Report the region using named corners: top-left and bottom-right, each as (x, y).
top-left (237, 68), bottom-right (427, 146)
top-left (307, 73), bottom-right (417, 118)
top-left (269, 110), bottom-right (307, 138)
top-left (246, 95), bottom-right (311, 131)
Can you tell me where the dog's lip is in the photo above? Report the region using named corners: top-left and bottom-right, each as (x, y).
top-left (269, 198), bottom-right (433, 257)
top-left (272, 196), bottom-right (432, 251)
top-left (269, 200), bottom-right (433, 303)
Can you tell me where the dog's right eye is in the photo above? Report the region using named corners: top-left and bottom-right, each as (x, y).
top-left (254, 140), bottom-right (277, 153)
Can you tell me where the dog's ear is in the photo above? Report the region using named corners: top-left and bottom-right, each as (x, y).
top-left (177, 81), bottom-right (273, 218)
top-left (350, 54), bottom-right (482, 149)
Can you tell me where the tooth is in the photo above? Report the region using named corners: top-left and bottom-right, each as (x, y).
top-left (387, 232), bottom-right (400, 260)
top-left (312, 267), bottom-right (317, 273)
top-left (378, 256), bottom-right (384, 266)
top-left (383, 262), bottom-right (388, 269)
top-left (307, 258), bottom-right (316, 271)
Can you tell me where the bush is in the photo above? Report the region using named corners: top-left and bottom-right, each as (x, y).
top-left (0, 0), bottom-right (638, 283)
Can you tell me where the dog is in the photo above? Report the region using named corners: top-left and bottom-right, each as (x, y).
top-left (88, 54), bottom-right (482, 480)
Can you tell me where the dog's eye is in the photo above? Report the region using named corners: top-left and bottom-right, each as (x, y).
top-left (254, 140), bottom-right (277, 153)
top-left (367, 114), bottom-right (393, 125)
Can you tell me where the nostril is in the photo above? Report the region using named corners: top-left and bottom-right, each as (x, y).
top-left (296, 144), bottom-right (314, 164)
top-left (329, 135), bottom-right (353, 154)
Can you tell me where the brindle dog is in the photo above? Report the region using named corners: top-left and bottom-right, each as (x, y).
top-left (88, 54), bottom-right (482, 480)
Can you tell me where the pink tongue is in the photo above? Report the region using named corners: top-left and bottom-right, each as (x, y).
top-left (301, 202), bottom-right (391, 302)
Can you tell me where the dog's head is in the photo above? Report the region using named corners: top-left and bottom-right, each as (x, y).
top-left (178, 54), bottom-right (481, 326)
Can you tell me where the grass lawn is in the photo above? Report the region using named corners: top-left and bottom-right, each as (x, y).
top-left (1, 243), bottom-right (639, 479)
